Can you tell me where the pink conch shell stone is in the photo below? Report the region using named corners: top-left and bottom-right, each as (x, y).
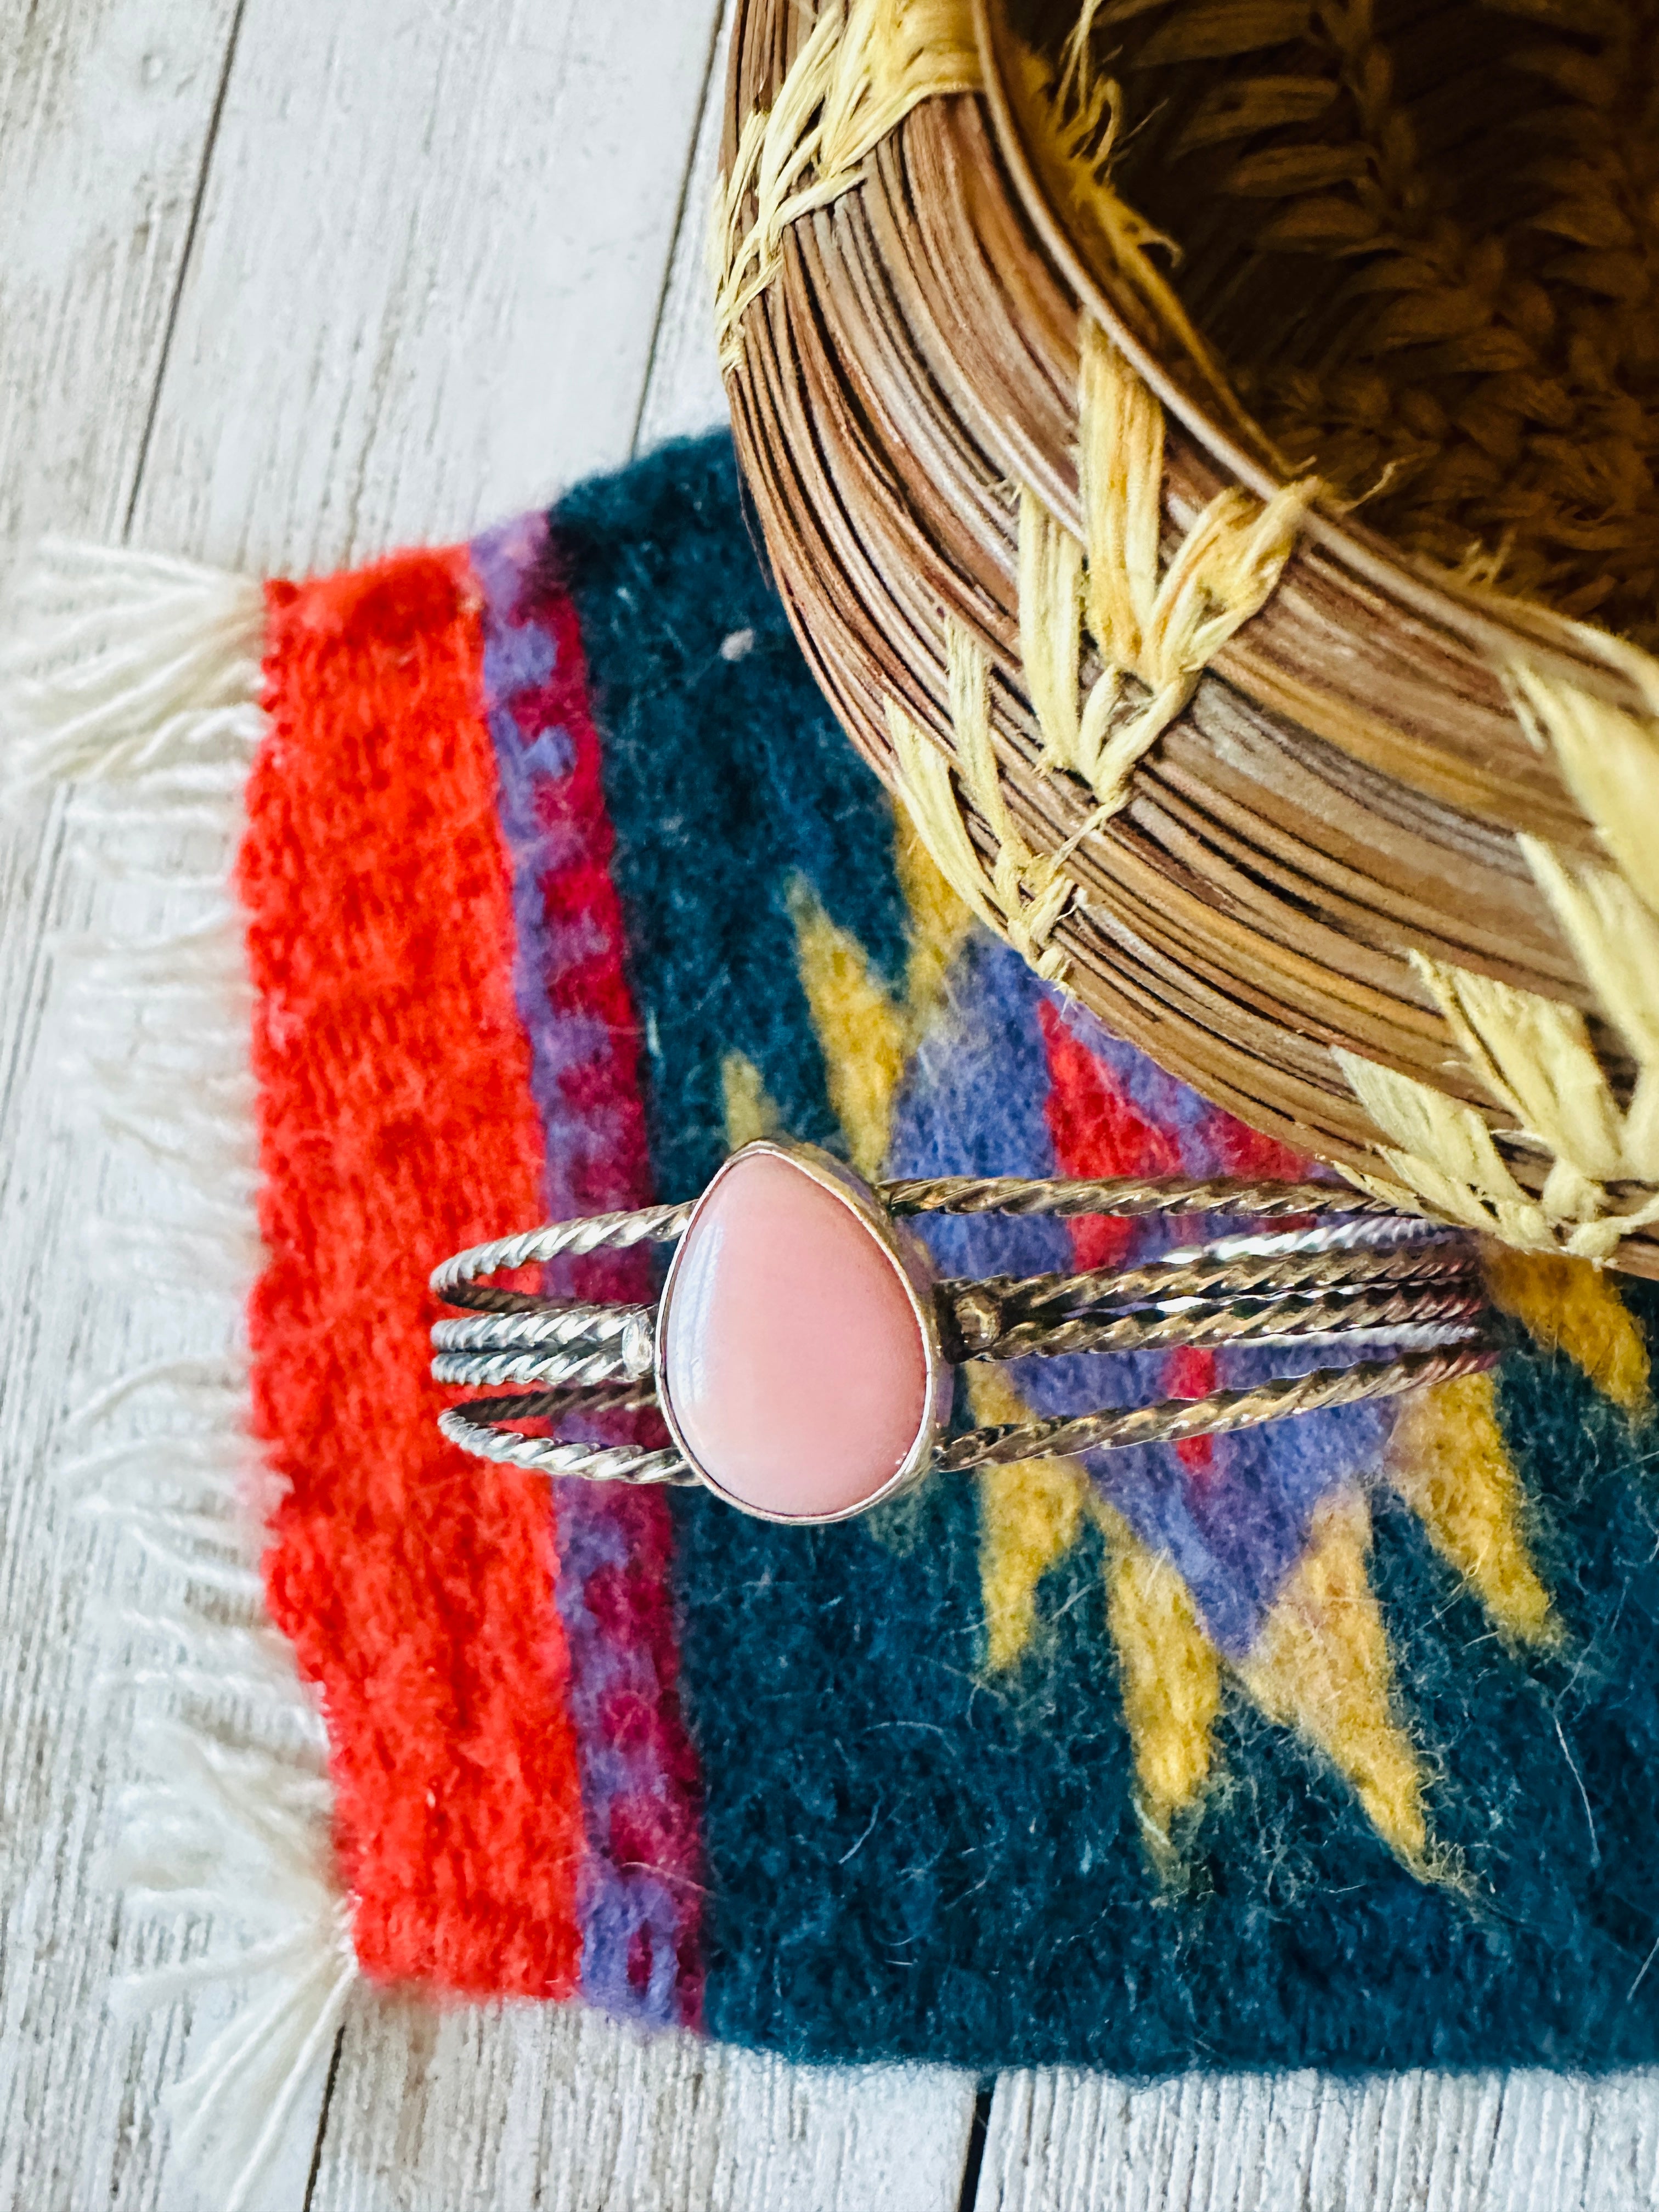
top-left (660, 1150), bottom-right (932, 1519)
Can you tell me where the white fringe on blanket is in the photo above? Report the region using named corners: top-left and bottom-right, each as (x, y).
top-left (1, 543), bottom-right (356, 2212)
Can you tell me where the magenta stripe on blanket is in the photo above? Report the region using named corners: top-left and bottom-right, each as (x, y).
top-left (471, 513), bottom-right (703, 2028)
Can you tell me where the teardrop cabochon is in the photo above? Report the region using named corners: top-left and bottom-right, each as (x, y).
top-left (654, 1141), bottom-right (951, 1523)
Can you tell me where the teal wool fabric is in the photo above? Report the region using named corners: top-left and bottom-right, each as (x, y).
top-left (551, 432), bottom-right (1659, 2075)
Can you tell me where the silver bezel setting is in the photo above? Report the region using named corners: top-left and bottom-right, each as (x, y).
top-left (653, 1138), bottom-right (952, 1526)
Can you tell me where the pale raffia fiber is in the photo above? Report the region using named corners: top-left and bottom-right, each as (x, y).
top-left (714, 12), bottom-right (1318, 967)
top-left (1334, 645), bottom-right (1659, 1262)
top-left (1334, 1050), bottom-right (1556, 1255)
top-left (887, 623), bottom-right (1075, 983)
top-left (1018, 486), bottom-right (1086, 776)
top-left (712, 0), bottom-right (981, 370)
top-left (1010, 28), bottom-right (1237, 408)
top-left (898, 330), bottom-right (1318, 974)
top-left (1509, 656), bottom-right (1659, 918)
top-left (1021, 321), bottom-right (1319, 814)
top-left (1521, 839), bottom-right (1659, 1182)
top-left (1413, 952), bottom-right (1625, 1220)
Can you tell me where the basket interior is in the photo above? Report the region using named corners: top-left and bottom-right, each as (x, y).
top-left (1018, 0), bottom-right (1658, 645)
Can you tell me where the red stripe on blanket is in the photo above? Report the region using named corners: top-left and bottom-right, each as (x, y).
top-left (244, 552), bottom-right (585, 1997)
top-left (1039, 1001), bottom-right (1316, 1479)
top-left (1038, 1002), bottom-right (1181, 1269)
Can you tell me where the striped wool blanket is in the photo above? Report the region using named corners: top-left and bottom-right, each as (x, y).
top-left (10, 433), bottom-right (1659, 2206)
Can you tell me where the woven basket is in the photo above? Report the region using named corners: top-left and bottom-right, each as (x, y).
top-left (716, 0), bottom-right (1659, 1277)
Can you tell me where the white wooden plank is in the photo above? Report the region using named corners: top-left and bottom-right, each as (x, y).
top-left (977, 2068), bottom-right (1659, 2212)
top-left (0, 9), bottom-right (318, 2211)
top-left (0, 838), bottom-right (329, 2212)
top-left (309, 2000), bottom-right (978, 2212)
top-left (131, 0), bottom-right (730, 576)
top-left (0, 0), bottom-right (236, 556)
top-left (632, 0), bottom-right (733, 458)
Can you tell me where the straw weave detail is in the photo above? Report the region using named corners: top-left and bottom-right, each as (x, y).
top-left (1339, 641), bottom-right (1659, 1260)
top-left (712, 0), bottom-right (980, 371)
top-left (887, 626), bottom-right (1076, 984)
top-left (1081, 0), bottom-right (1659, 641)
top-left (1023, 320), bottom-right (1319, 814)
top-left (721, 0), bottom-right (1659, 1273)
top-left (889, 326), bottom-right (1316, 985)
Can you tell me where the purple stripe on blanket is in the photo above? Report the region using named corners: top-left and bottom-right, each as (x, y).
top-left (472, 511), bottom-right (703, 2028)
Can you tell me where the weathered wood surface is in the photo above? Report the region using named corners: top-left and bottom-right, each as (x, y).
top-left (309, 2000), bottom-right (977, 2212)
top-left (1, 2), bottom-right (1655, 2207)
top-left (979, 2068), bottom-right (1659, 2212)
top-left (0, 13), bottom-right (284, 2209)
top-left (131, 0), bottom-right (732, 569)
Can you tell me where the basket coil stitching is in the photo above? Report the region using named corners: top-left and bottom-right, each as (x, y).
top-left (716, 0), bottom-right (1659, 1266)
top-left (1092, 0), bottom-right (1659, 642)
top-left (890, 323), bottom-right (1321, 984)
top-left (888, 628), bottom-right (1075, 983)
top-left (716, 12), bottom-right (1323, 989)
top-left (713, 0), bottom-right (981, 370)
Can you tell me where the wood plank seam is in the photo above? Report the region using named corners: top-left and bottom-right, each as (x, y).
top-left (0, 10), bottom-right (294, 2209)
top-left (121, 0), bottom-right (251, 544)
top-left (955, 2078), bottom-right (995, 2212)
top-left (627, 0), bottom-right (732, 464)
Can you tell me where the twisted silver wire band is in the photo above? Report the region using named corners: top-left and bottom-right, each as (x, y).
top-left (940, 1239), bottom-right (1480, 1353)
top-left (930, 1342), bottom-right (1500, 1471)
top-left (437, 1400), bottom-right (692, 1485)
top-left (435, 1337), bottom-right (1499, 1485)
top-left (431, 1302), bottom-right (654, 1354)
top-left (1193, 1211), bottom-right (1444, 1259)
top-left (432, 1202), bottom-right (694, 1304)
top-left (430, 1175), bottom-right (1397, 1304)
top-left (432, 1341), bottom-right (650, 1391)
top-left (429, 1242), bottom-right (1481, 1374)
top-left (974, 1283), bottom-right (1485, 1362)
top-left (444, 1379), bottom-right (663, 1420)
top-left (432, 1281), bottom-right (1482, 1391)
top-left (432, 1171), bottom-right (1494, 1502)
top-left (952, 1234), bottom-right (1476, 1324)
top-left (877, 1175), bottom-right (1399, 1222)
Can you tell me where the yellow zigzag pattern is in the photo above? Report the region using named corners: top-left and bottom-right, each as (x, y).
top-left (1238, 1492), bottom-right (1436, 1878)
top-left (971, 1365), bottom-right (1219, 1863)
top-left (972, 1364), bottom-right (1090, 1677)
top-left (786, 814), bottom-right (973, 1177)
top-left (721, 815), bottom-right (970, 1167)
top-left (1483, 1247), bottom-right (1651, 1417)
top-left (1386, 1370), bottom-right (1559, 1653)
top-left (973, 1367), bottom-right (1430, 1870)
top-left (721, 1051), bottom-right (781, 1151)
top-left (770, 810), bottom-right (1648, 1882)
top-left (970, 1349), bottom-right (1589, 1873)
